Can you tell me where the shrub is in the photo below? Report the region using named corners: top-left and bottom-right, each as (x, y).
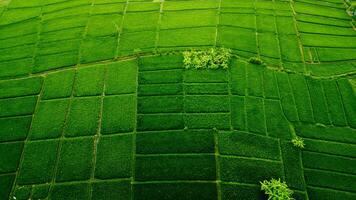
top-left (248, 57), bottom-right (263, 65)
top-left (183, 48), bottom-right (232, 69)
top-left (291, 136), bottom-right (305, 149)
top-left (260, 178), bottom-right (294, 200)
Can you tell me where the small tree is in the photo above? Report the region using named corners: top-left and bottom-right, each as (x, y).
top-left (260, 178), bottom-right (294, 200)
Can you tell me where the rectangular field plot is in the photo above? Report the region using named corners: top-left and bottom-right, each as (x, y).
top-left (185, 95), bottom-right (230, 113)
top-left (134, 182), bottom-right (217, 200)
top-left (135, 155), bottom-right (216, 181)
top-left (220, 13), bottom-right (255, 29)
top-left (122, 12), bottom-right (159, 32)
top-left (117, 30), bottom-right (156, 56)
top-left (105, 60), bottom-right (138, 95)
top-left (218, 26), bottom-right (257, 53)
top-left (101, 95), bottom-right (136, 134)
top-left (136, 130), bottom-right (215, 154)
top-left (219, 156), bottom-right (283, 183)
top-left (160, 10), bottom-right (217, 29)
top-left (218, 131), bottom-right (280, 160)
top-left (138, 96), bottom-right (183, 114)
top-left (158, 27), bottom-right (216, 47)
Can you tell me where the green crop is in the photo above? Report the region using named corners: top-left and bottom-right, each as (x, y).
top-left (183, 48), bottom-right (232, 69)
top-left (260, 178), bottom-right (294, 200)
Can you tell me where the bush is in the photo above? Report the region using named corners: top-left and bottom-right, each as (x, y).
top-left (248, 57), bottom-right (263, 65)
top-left (260, 178), bottom-right (294, 200)
top-left (291, 136), bottom-right (305, 149)
top-left (183, 48), bottom-right (232, 69)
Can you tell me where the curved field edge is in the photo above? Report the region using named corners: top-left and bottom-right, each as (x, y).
top-left (0, 54), bottom-right (355, 200)
top-left (1, 0), bottom-right (356, 80)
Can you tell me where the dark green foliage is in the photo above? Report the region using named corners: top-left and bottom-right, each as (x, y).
top-left (280, 141), bottom-right (306, 190)
top-left (135, 155), bottom-right (216, 181)
top-left (322, 80), bottom-right (347, 126)
top-left (32, 184), bottom-right (50, 199)
top-left (230, 59), bottom-right (247, 96)
top-left (92, 180), bottom-right (131, 200)
top-left (260, 178), bottom-right (294, 200)
top-left (0, 174), bottom-right (15, 200)
top-left (65, 97), bottom-right (101, 137)
top-left (56, 137), bottom-right (94, 182)
top-left (306, 77), bottom-right (331, 125)
top-left (218, 131), bottom-right (280, 160)
top-left (0, 77), bottom-right (42, 98)
top-left (184, 113), bottom-right (230, 130)
top-left (337, 78), bottom-right (356, 128)
top-left (219, 157), bottom-right (283, 183)
top-left (0, 96), bottom-right (37, 117)
top-left (307, 186), bottom-right (356, 199)
top-left (74, 65), bottom-right (105, 96)
top-left (303, 138), bottom-right (356, 158)
top-left (30, 99), bottom-right (69, 139)
top-left (304, 168), bottom-right (356, 193)
top-left (138, 96), bottom-right (183, 114)
top-left (231, 96), bottom-right (246, 130)
top-left (185, 83), bottom-right (228, 95)
top-left (183, 48), bottom-right (232, 69)
top-left (263, 69), bottom-right (279, 99)
top-left (17, 140), bottom-right (59, 184)
top-left (14, 186), bottom-right (32, 200)
top-left (275, 72), bottom-right (299, 122)
top-left (296, 124), bottom-right (356, 144)
top-left (289, 74), bottom-right (314, 123)
top-left (0, 116), bottom-right (31, 142)
top-left (137, 114), bottom-right (184, 131)
top-left (184, 95), bottom-right (230, 113)
top-left (264, 99), bottom-right (292, 139)
top-left (247, 63), bottom-right (264, 97)
top-left (248, 57), bottom-right (263, 65)
top-left (95, 134), bottom-right (133, 179)
top-left (134, 182), bottom-right (217, 200)
top-left (101, 95), bottom-right (136, 134)
top-left (50, 183), bottom-right (90, 200)
top-left (138, 83), bottom-right (183, 96)
top-left (136, 130), bottom-right (215, 154)
top-left (42, 69), bottom-right (75, 99)
top-left (221, 184), bottom-right (264, 200)
top-left (303, 151), bottom-right (356, 175)
top-left (246, 96), bottom-right (266, 135)
top-left (0, 142), bottom-right (23, 173)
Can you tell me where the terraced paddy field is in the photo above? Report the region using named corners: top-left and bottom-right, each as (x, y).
top-left (0, 0), bottom-right (356, 199)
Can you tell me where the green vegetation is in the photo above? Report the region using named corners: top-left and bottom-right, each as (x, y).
top-left (260, 178), bottom-right (294, 200)
top-left (183, 48), bottom-right (232, 69)
top-left (248, 57), bottom-right (263, 65)
top-left (292, 137), bottom-right (305, 149)
top-left (0, 0), bottom-right (356, 199)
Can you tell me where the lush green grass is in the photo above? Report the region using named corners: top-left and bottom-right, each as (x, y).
top-left (0, 0), bottom-right (356, 199)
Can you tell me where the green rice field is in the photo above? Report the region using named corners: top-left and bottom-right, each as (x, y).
top-left (0, 0), bottom-right (355, 199)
